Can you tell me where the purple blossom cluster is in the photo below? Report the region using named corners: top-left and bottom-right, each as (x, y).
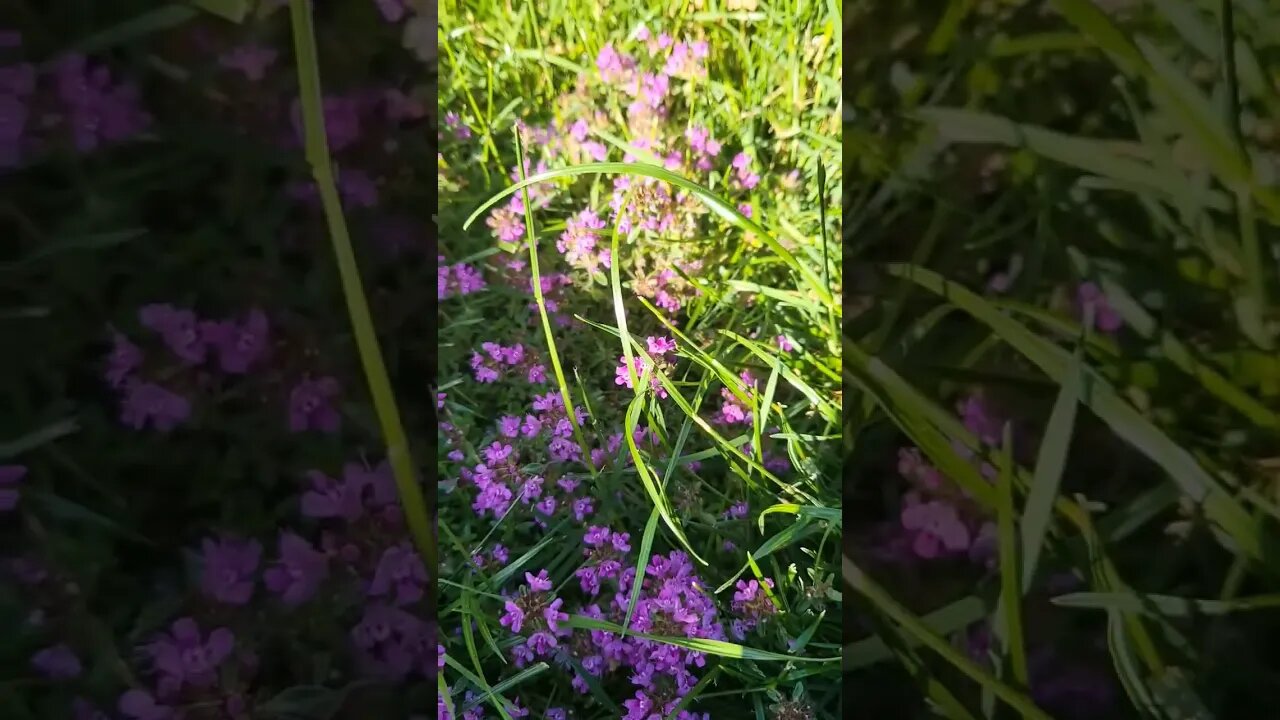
top-left (0, 464), bottom-right (26, 512)
top-left (574, 526), bottom-right (631, 594)
top-left (2, 35), bottom-right (150, 169)
top-left (438, 256), bottom-right (487, 299)
top-left (436, 22), bottom-right (821, 718)
top-left (103, 460), bottom-right (432, 718)
top-left (557, 208), bottom-right (612, 274)
top-left (885, 393), bottom-right (1008, 562)
top-left (575, 551), bottom-right (719, 720)
top-left (614, 335), bottom-right (678, 398)
top-left (1075, 281), bottom-right (1122, 334)
top-left (104, 303), bottom-right (347, 435)
top-left (730, 578), bottom-right (778, 638)
top-left (470, 342), bottom-right (547, 384)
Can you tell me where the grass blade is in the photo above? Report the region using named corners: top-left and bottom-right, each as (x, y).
top-left (287, 0), bottom-right (433, 570)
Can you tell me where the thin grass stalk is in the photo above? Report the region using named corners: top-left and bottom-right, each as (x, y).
top-left (287, 0), bottom-right (435, 570)
top-left (511, 128), bottom-right (599, 479)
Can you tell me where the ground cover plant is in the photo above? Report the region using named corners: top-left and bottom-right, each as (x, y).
top-left (437, 1), bottom-right (842, 719)
top-left (3, 1), bottom-right (441, 717)
top-left (846, 0), bottom-right (1280, 718)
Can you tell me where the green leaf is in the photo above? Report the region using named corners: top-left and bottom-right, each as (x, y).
top-left (886, 263), bottom-right (1264, 563)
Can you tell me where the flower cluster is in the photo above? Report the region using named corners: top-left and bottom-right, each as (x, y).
top-left (470, 342), bottom-right (547, 384)
top-left (574, 526), bottom-right (631, 595)
top-left (890, 393), bottom-right (1005, 561)
top-left (730, 578), bottom-right (778, 638)
top-left (614, 335), bottom-right (677, 398)
top-left (2, 38), bottom-right (150, 169)
top-left (104, 303), bottom-right (348, 435)
top-left (439, 257), bottom-right (487, 300)
top-left (501, 569), bottom-right (572, 667)
top-left (0, 464), bottom-right (26, 512)
top-left (570, 551), bottom-right (718, 720)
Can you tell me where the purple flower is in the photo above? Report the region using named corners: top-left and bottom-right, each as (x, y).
top-left (351, 604), bottom-right (433, 681)
top-left (500, 601), bottom-right (525, 633)
top-left (300, 469), bottom-right (364, 521)
top-left (776, 335), bottom-right (795, 352)
top-left (145, 617), bottom-right (235, 695)
top-left (119, 381), bottom-right (190, 432)
top-left (52, 54), bottom-right (150, 152)
top-left (387, 90), bottom-right (426, 122)
top-left (291, 96), bottom-right (362, 153)
top-left (370, 543), bottom-right (429, 605)
top-left (901, 499), bottom-right (971, 558)
top-left (118, 690), bottom-right (176, 720)
top-left (264, 532), bottom-right (329, 605)
top-left (0, 464), bottom-right (25, 512)
top-left (646, 335), bottom-right (677, 355)
top-left (203, 308), bottom-right (269, 374)
top-left (138, 304), bottom-right (207, 365)
top-left (200, 536), bottom-right (261, 605)
top-left (524, 568), bottom-right (550, 591)
top-left (374, 0), bottom-right (408, 22)
top-left (218, 44), bottom-right (278, 82)
top-left (31, 643), bottom-right (81, 679)
top-left (289, 376), bottom-right (341, 432)
top-left (1076, 281), bottom-right (1122, 333)
top-left (105, 331), bottom-right (142, 387)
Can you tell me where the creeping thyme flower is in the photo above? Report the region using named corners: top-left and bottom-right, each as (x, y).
top-left (144, 617), bottom-right (235, 696)
top-left (264, 532), bottom-right (329, 605)
top-left (289, 375), bottom-right (341, 433)
top-left (0, 464), bottom-right (26, 512)
top-left (199, 536), bottom-right (261, 605)
top-left (31, 643), bottom-right (82, 679)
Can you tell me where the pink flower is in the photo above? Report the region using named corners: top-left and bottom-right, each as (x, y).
top-left (119, 381), bottom-right (190, 432)
top-left (202, 308), bottom-right (269, 374)
top-left (138, 303), bottom-right (206, 365)
top-left (218, 44), bottom-right (278, 82)
top-left (105, 331), bottom-right (142, 388)
top-left (289, 376), bottom-right (341, 433)
top-left (145, 618), bottom-right (234, 696)
top-left (369, 543), bottom-right (429, 605)
top-left (0, 465), bottom-right (26, 512)
top-left (1076, 281), bottom-right (1122, 333)
top-left (901, 499), bottom-right (971, 558)
top-left (264, 532), bottom-right (329, 605)
top-left (374, 0), bottom-right (408, 22)
top-left (31, 643), bottom-right (82, 679)
top-left (199, 536), bottom-right (261, 605)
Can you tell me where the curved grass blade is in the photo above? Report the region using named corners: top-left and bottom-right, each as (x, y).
top-left (993, 424), bottom-right (1030, 692)
top-left (622, 507), bottom-right (662, 635)
top-left (756, 503), bottom-right (841, 532)
top-left (1051, 591), bottom-right (1280, 616)
top-left (885, 263), bottom-right (1263, 562)
top-left (443, 654), bottom-right (516, 720)
top-left (624, 390), bottom-right (707, 566)
top-left (566, 615), bottom-right (840, 663)
top-left (461, 162), bottom-right (834, 309)
top-left (843, 557), bottom-right (1052, 720)
top-left (511, 129), bottom-right (599, 479)
top-left (1019, 347), bottom-right (1083, 590)
top-left (843, 595), bottom-right (987, 671)
top-left (458, 663), bottom-right (550, 714)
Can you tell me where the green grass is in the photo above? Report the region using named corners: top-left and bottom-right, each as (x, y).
top-left (439, 0), bottom-right (841, 717)
top-left (846, 0), bottom-right (1280, 717)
